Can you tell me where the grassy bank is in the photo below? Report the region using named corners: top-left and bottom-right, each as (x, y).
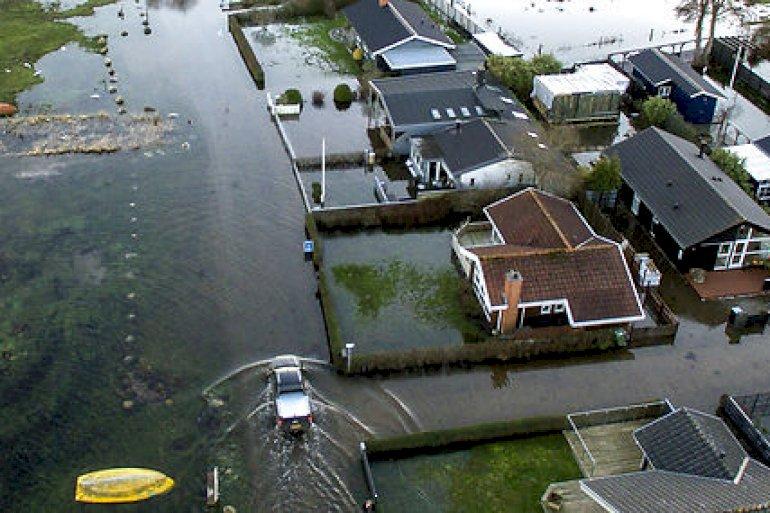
top-left (0, 0), bottom-right (112, 103)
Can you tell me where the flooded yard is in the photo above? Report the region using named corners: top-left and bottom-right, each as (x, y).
top-left (371, 433), bottom-right (580, 513)
top-left (322, 228), bottom-right (487, 354)
top-left (245, 22), bottom-right (371, 157)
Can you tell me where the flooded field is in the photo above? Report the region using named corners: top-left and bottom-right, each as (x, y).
top-left (469, 0), bottom-right (748, 65)
top-left (322, 228), bottom-right (487, 354)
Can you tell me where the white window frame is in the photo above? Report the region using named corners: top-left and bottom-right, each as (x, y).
top-left (631, 193), bottom-right (640, 216)
top-left (540, 304), bottom-right (552, 315)
top-left (554, 303), bottom-right (565, 314)
top-left (658, 85), bottom-right (672, 98)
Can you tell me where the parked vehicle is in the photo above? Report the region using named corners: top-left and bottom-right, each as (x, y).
top-left (270, 355), bottom-right (313, 434)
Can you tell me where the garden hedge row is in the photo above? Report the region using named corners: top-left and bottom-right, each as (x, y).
top-left (365, 415), bottom-right (569, 459)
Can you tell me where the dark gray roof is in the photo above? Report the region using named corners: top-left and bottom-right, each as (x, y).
top-left (582, 462), bottom-right (770, 513)
top-left (634, 408), bottom-right (747, 480)
top-left (342, 0), bottom-right (451, 53)
top-left (605, 127), bottom-right (770, 248)
top-left (371, 71), bottom-right (489, 126)
top-left (629, 48), bottom-right (725, 98)
top-left (755, 134), bottom-right (770, 156)
top-left (343, 0), bottom-right (410, 52)
top-left (425, 119), bottom-right (510, 175)
top-left (390, 0), bottom-right (452, 45)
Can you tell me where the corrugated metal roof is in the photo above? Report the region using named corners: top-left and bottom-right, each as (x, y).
top-left (605, 127), bottom-right (770, 248)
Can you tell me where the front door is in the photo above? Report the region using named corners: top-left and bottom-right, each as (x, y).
top-left (714, 242), bottom-right (732, 270)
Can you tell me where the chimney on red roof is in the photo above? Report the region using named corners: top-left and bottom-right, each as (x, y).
top-left (500, 270), bottom-right (523, 334)
top-left (378, 0), bottom-right (388, 7)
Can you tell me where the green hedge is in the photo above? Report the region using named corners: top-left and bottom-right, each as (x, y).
top-left (366, 415), bottom-right (568, 459)
top-left (344, 328), bottom-right (622, 374)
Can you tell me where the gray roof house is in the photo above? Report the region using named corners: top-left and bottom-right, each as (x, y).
top-left (407, 118), bottom-right (538, 190)
top-left (343, 0), bottom-right (456, 74)
top-left (605, 127), bottom-right (770, 271)
top-left (368, 69), bottom-right (533, 155)
top-left (580, 407), bottom-right (770, 513)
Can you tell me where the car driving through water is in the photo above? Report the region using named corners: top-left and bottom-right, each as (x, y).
top-left (270, 355), bottom-right (313, 434)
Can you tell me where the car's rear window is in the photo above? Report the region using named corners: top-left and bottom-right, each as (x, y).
top-left (276, 369), bottom-right (303, 392)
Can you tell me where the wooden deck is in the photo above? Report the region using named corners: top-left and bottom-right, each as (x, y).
top-left (564, 419), bottom-right (647, 478)
top-left (688, 268), bottom-right (770, 300)
top-left (541, 480), bottom-right (605, 513)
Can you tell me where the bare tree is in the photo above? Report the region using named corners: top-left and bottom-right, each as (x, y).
top-left (676, 0), bottom-right (709, 65)
top-left (703, 0), bottom-right (743, 61)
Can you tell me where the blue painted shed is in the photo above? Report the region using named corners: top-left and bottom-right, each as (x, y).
top-left (629, 48), bottom-right (725, 124)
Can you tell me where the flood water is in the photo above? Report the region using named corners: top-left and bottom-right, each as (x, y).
top-left (2, 1), bottom-right (770, 511)
top-left (469, 0), bottom-right (746, 65)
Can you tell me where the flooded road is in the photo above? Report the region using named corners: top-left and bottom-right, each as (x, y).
top-left (2, 0), bottom-right (770, 511)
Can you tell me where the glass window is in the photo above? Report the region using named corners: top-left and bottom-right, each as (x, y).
top-left (554, 303), bottom-right (565, 313)
top-left (658, 85), bottom-right (672, 98)
top-left (446, 108), bottom-right (456, 118)
top-left (540, 304), bottom-right (552, 315)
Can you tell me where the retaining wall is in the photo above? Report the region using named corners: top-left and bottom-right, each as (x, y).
top-left (228, 15), bottom-right (265, 90)
top-left (312, 186), bottom-right (524, 231)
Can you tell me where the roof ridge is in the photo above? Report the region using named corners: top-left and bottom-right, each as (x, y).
top-left (483, 118), bottom-right (513, 157)
top-left (653, 48), bottom-right (708, 95)
top-left (475, 242), bottom-right (614, 261)
top-left (387, 0), bottom-right (417, 37)
top-left (685, 409), bottom-right (733, 480)
top-left (529, 189), bottom-right (573, 249)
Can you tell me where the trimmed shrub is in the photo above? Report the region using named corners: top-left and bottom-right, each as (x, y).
top-left (278, 88), bottom-right (302, 105)
top-left (640, 96), bottom-right (677, 126)
top-left (333, 83), bottom-right (354, 104)
top-left (486, 53), bottom-right (562, 101)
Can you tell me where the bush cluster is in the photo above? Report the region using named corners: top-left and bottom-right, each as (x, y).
top-left (486, 53), bottom-right (562, 101)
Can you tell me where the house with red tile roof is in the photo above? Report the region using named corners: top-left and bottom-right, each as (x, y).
top-left (452, 188), bottom-right (645, 334)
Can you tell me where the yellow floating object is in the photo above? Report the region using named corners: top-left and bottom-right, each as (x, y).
top-left (75, 468), bottom-right (174, 504)
top-left (352, 47), bottom-right (364, 61)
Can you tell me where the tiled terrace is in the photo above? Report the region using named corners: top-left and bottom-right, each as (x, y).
top-left (688, 268), bottom-right (770, 300)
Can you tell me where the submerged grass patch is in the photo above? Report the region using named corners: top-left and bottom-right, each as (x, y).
top-left (0, 0), bottom-right (112, 103)
top-left (331, 259), bottom-right (485, 340)
top-left (286, 15), bottom-right (360, 75)
top-left (375, 434), bottom-right (581, 513)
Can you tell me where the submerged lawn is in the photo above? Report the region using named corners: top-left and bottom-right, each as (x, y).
top-left (331, 259), bottom-right (486, 344)
top-left (0, 0), bottom-right (112, 103)
top-left (286, 15), bottom-right (360, 75)
top-left (374, 434), bottom-right (581, 513)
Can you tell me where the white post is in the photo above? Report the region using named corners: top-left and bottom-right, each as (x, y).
top-left (321, 137), bottom-right (326, 206)
top-left (729, 44), bottom-right (743, 92)
top-left (345, 343), bottom-right (355, 373)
